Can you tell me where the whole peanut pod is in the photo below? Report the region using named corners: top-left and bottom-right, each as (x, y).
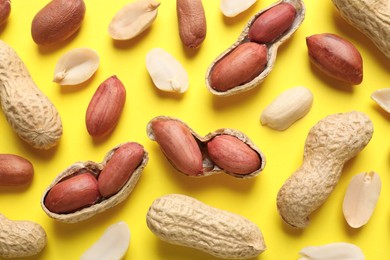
top-left (0, 40), bottom-right (63, 149)
top-left (0, 213), bottom-right (47, 258)
top-left (147, 194), bottom-right (266, 259)
top-left (277, 111), bottom-right (373, 228)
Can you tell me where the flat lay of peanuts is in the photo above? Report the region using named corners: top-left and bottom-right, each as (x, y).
top-left (0, 0), bottom-right (389, 259)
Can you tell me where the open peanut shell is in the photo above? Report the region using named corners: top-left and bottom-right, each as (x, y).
top-left (205, 0), bottom-right (305, 96)
top-left (41, 142), bottom-right (148, 223)
top-left (147, 115), bottom-right (266, 178)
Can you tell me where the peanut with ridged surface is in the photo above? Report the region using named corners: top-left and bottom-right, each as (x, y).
top-left (0, 213), bottom-right (47, 258)
top-left (277, 111), bottom-right (373, 228)
top-left (146, 194), bottom-right (266, 259)
top-left (0, 40), bottom-right (62, 149)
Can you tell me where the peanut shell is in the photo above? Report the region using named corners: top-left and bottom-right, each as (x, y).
top-left (205, 0), bottom-right (305, 96)
top-left (146, 194), bottom-right (266, 259)
top-left (41, 142), bottom-right (148, 223)
top-left (0, 40), bottom-right (62, 149)
top-left (0, 213), bottom-right (47, 258)
top-left (147, 115), bottom-right (266, 178)
top-left (276, 111), bottom-right (373, 228)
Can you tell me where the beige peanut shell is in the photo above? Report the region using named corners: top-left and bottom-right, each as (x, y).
top-left (146, 194), bottom-right (266, 259)
top-left (276, 111), bottom-right (373, 228)
top-left (0, 213), bottom-right (47, 258)
top-left (332, 0), bottom-right (390, 59)
top-left (41, 142), bottom-right (148, 223)
top-left (0, 40), bottom-right (62, 149)
top-left (146, 115), bottom-right (266, 178)
top-left (205, 0), bottom-right (305, 96)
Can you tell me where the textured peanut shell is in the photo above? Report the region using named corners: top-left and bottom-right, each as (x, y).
top-left (277, 111), bottom-right (373, 228)
top-left (147, 115), bottom-right (266, 178)
top-left (205, 0), bottom-right (305, 96)
top-left (146, 194), bottom-right (266, 259)
top-left (0, 40), bottom-right (62, 149)
top-left (332, 0), bottom-right (390, 59)
top-left (0, 213), bottom-right (47, 258)
top-left (41, 143), bottom-right (148, 223)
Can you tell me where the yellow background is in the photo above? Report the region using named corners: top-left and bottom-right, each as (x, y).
top-left (1, 0), bottom-right (390, 259)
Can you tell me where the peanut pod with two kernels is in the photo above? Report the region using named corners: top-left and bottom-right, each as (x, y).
top-left (205, 0), bottom-right (305, 96)
top-left (147, 116), bottom-right (266, 178)
top-left (41, 142), bottom-right (148, 223)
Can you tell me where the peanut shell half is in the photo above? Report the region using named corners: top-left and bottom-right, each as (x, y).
top-left (147, 115), bottom-right (266, 178)
top-left (41, 142), bottom-right (148, 223)
top-left (205, 0), bottom-right (305, 96)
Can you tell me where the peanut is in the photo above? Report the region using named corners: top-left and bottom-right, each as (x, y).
top-left (306, 33), bottom-right (363, 85)
top-left (149, 117), bottom-right (203, 176)
top-left (205, 0), bottom-right (305, 96)
top-left (248, 3), bottom-right (297, 44)
top-left (53, 48), bottom-right (100, 86)
top-left (80, 221), bottom-right (130, 260)
top-left (86, 75), bottom-right (126, 137)
top-left (146, 194), bottom-right (266, 259)
top-left (276, 111), bottom-right (373, 228)
top-left (332, 0), bottom-right (390, 59)
top-left (299, 242), bottom-right (365, 259)
top-left (147, 116), bottom-right (266, 178)
top-left (209, 42), bottom-right (268, 92)
top-left (0, 40), bottom-right (63, 149)
top-left (342, 171), bottom-right (381, 228)
top-left (260, 86), bottom-right (313, 131)
top-left (220, 0), bottom-right (257, 17)
top-left (98, 142), bottom-right (144, 198)
top-left (207, 134), bottom-right (261, 175)
top-left (41, 142), bottom-right (148, 223)
top-left (0, 0), bottom-right (10, 26)
top-left (0, 154), bottom-right (34, 186)
top-left (177, 0), bottom-right (206, 48)
top-left (146, 48), bottom-right (189, 93)
top-left (0, 213), bottom-right (47, 258)
top-left (371, 88), bottom-right (390, 114)
top-left (44, 172), bottom-right (100, 214)
top-left (108, 0), bottom-right (160, 41)
top-left (31, 0), bottom-right (86, 46)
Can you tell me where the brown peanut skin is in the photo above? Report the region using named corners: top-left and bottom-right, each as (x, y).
top-left (31, 0), bottom-right (86, 46)
top-left (0, 154), bottom-right (34, 186)
top-left (151, 118), bottom-right (203, 176)
top-left (0, 0), bottom-right (10, 26)
top-left (44, 172), bottom-right (100, 214)
top-left (177, 0), bottom-right (206, 48)
top-left (210, 42), bottom-right (268, 92)
top-left (306, 33), bottom-right (363, 85)
top-left (248, 3), bottom-right (297, 44)
top-left (207, 135), bottom-right (261, 175)
top-left (98, 142), bottom-right (144, 198)
top-left (86, 75), bottom-right (126, 137)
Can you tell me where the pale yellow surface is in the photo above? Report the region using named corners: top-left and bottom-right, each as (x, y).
top-left (0, 0), bottom-right (389, 259)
